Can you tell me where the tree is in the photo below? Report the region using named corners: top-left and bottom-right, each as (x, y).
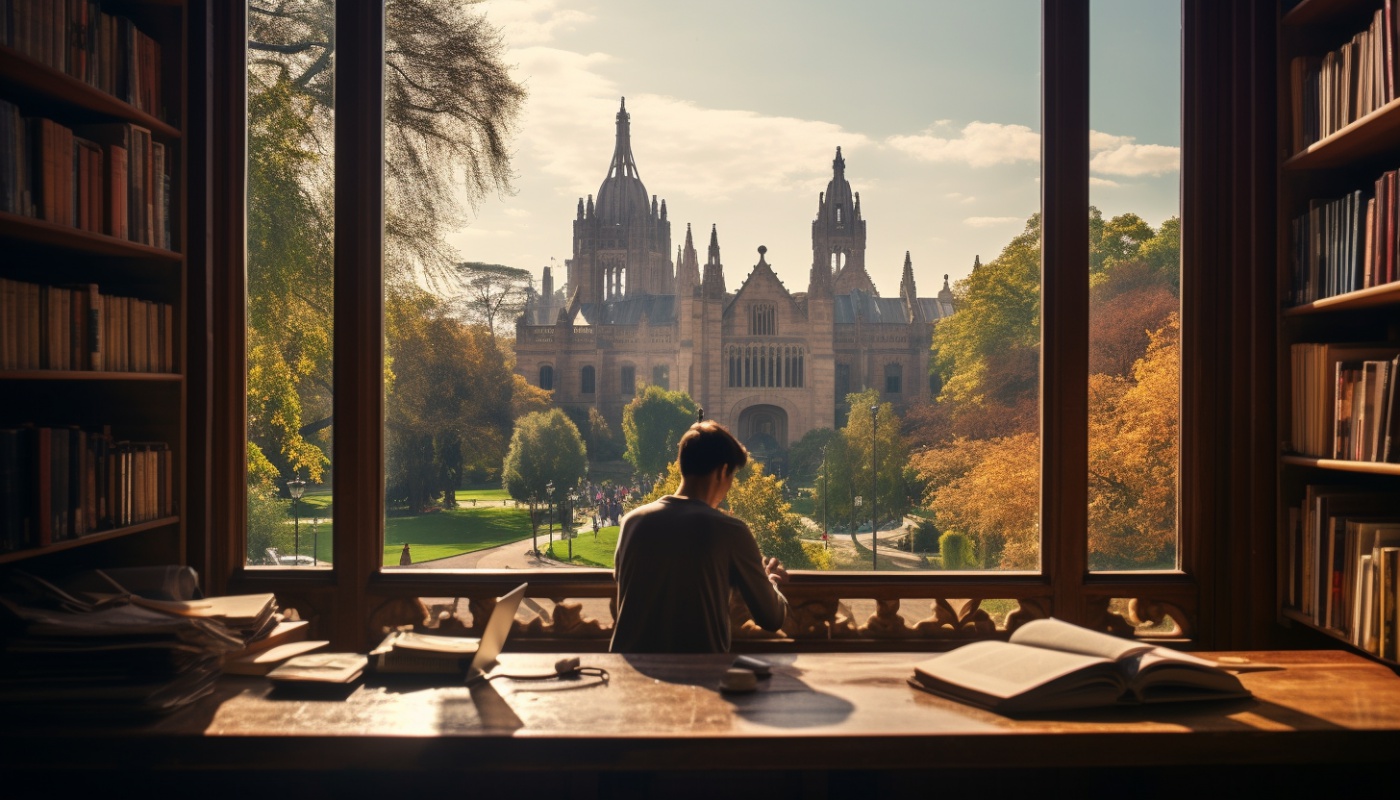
top-left (385, 288), bottom-right (516, 509)
top-left (454, 262), bottom-right (532, 341)
top-left (726, 464), bottom-right (812, 569)
top-left (248, 0), bottom-right (525, 277)
top-left (622, 385), bottom-right (699, 477)
top-left (787, 427), bottom-right (842, 486)
top-left (501, 410), bottom-right (588, 503)
top-left (839, 389), bottom-right (910, 533)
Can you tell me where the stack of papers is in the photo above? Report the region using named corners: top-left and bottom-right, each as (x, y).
top-left (0, 597), bottom-right (243, 716)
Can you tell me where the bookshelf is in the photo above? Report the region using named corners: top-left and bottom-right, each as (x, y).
top-left (0, 2), bottom-right (189, 570)
top-left (1277, 0), bottom-right (1400, 665)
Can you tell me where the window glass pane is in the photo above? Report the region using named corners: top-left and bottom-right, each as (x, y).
top-left (1087, 0), bottom-right (1181, 571)
top-left (384, 1), bottom-right (1039, 572)
top-left (245, 0), bottom-right (335, 569)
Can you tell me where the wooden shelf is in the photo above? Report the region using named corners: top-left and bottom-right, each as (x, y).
top-left (0, 212), bottom-right (181, 261)
top-left (1283, 97), bottom-right (1400, 171)
top-left (1283, 280), bottom-right (1400, 315)
top-left (1283, 0), bottom-right (1379, 27)
top-left (0, 46), bottom-right (180, 138)
top-left (0, 371), bottom-right (181, 382)
top-left (1280, 607), bottom-right (1399, 667)
top-left (0, 516), bottom-right (180, 566)
top-left (1281, 454), bottom-right (1400, 475)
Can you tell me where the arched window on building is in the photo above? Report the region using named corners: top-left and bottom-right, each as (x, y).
top-left (539, 364), bottom-right (554, 391)
top-left (749, 304), bottom-right (776, 336)
top-left (581, 365), bottom-right (595, 394)
top-left (652, 364), bottom-right (669, 390)
top-left (884, 363), bottom-right (903, 395)
top-left (620, 365), bottom-right (636, 397)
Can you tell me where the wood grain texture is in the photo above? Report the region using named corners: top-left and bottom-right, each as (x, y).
top-left (3, 650), bottom-right (1397, 776)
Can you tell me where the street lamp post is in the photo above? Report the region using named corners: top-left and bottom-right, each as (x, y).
top-left (287, 478), bottom-right (306, 566)
top-left (546, 480), bottom-right (555, 551)
top-left (870, 403), bottom-right (878, 571)
top-left (529, 494), bottom-right (539, 556)
top-left (820, 445), bottom-right (829, 549)
top-left (567, 489), bottom-right (579, 562)
top-left (854, 495), bottom-right (862, 555)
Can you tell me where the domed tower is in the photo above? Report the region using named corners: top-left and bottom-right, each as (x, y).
top-left (812, 147), bottom-right (874, 296)
top-left (569, 98), bottom-right (673, 304)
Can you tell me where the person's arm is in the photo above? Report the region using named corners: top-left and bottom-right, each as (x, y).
top-left (727, 521), bottom-right (788, 632)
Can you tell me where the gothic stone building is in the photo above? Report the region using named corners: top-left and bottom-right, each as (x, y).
top-left (514, 99), bottom-right (956, 460)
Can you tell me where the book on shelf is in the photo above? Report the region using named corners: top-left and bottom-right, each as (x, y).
top-left (0, 277), bottom-right (174, 372)
top-left (1289, 343), bottom-right (1400, 461)
top-left (907, 618), bottom-right (1252, 715)
top-left (1288, 486), bottom-right (1400, 650)
top-left (0, 425), bottom-right (174, 553)
top-left (0, 3), bottom-right (165, 121)
top-left (0, 103), bottom-right (170, 248)
top-left (1289, 166), bottom-right (1400, 306)
top-left (1288, 3), bottom-right (1399, 153)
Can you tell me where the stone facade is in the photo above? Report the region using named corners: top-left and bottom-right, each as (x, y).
top-left (514, 99), bottom-right (956, 462)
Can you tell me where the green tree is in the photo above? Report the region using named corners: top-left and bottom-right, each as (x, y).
top-left (622, 385), bottom-right (699, 477)
top-left (727, 464), bottom-right (812, 569)
top-left (788, 427), bottom-right (842, 486)
top-left (501, 410), bottom-right (588, 503)
top-left (385, 288), bottom-right (516, 510)
top-left (840, 389), bottom-right (910, 534)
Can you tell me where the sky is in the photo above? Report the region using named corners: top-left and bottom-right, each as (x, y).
top-left (444, 0), bottom-right (1182, 299)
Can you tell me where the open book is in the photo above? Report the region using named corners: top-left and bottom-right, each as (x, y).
top-left (909, 618), bottom-right (1252, 714)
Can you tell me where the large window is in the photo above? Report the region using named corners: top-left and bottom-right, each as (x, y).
top-left (228, 1), bottom-right (1208, 648)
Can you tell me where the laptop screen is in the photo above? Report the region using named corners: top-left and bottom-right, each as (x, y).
top-left (466, 583), bottom-right (527, 677)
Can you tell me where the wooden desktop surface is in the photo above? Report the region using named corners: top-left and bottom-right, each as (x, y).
top-left (4, 649), bottom-right (1399, 777)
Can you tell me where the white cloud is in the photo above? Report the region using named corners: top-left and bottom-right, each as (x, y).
top-left (887, 121), bottom-right (1039, 168)
top-left (1089, 142), bottom-right (1179, 177)
top-left (945, 192), bottom-right (977, 204)
top-left (506, 47), bottom-right (874, 202)
top-left (479, 0), bottom-right (591, 47)
top-left (887, 122), bottom-right (1179, 177)
top-left (1089, 176), bottom-right (1121, 188)
top-left (964, 216), bottom-right (1022, 228)
top-left (503, 207), bottom-right (532, 218)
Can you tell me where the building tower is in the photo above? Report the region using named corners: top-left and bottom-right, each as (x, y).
top-left (813, 147), bottom-right (874, 295)
top-left (569, 98), bottom-right (672, 304)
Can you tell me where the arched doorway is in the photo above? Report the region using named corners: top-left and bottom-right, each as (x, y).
top-left (736, 405), bottom-right (788, 463)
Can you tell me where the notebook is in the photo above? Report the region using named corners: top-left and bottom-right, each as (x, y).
top-left (370, 583), bottom-right (527, 679)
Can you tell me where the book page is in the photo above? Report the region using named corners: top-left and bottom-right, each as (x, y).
top-left (1009, 617), bottom-right (1154, 662)
top-left (393, 631), bottom-right (481, 654)
top-left (913, 641), bottom-right (1114, 700)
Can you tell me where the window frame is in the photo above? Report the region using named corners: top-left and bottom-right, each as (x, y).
top-left (208, 0), bottom-right (1268, 653)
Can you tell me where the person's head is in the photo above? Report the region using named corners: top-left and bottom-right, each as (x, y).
top-left (677, 420), bottom-right (748, 481)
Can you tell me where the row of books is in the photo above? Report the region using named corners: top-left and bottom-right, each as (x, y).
top-left (0, 278), bottom-right (175, 372)
top-left (1288, 2), bottom-right (1400, 152)
top-left (0, 101), bottom-right (172, 249)
top-left (0, 0), bottom-right (165, 119)
top-left (1284, 487), bottom-right (1400, 661)
top-left (1288, 167), bottom-right (1400, 305)
top-left (1289, 343), bottom-right (1400, 461)
top-left (0, 426), bottom-right (173, 553)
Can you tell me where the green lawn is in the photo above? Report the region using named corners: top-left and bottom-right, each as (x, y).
top-left (545, 525), bottom-right (620, 568)
top-left (281, 505), bottom-right (536, 566)
top-left (385, 505), bottom-right (534, 564)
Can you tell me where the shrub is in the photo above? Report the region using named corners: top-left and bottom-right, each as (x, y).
top-left (938, 530), bottom-right (977, 570)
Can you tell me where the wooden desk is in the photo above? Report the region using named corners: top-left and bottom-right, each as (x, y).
top-left (5, 650), bottom-right (1398, 798)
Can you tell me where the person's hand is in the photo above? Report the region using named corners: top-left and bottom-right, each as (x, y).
top-left (764, 557), bottom-right (788, 585)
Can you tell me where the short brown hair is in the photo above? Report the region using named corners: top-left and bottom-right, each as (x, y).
top-left (677, 420), bottom-right (748, 477)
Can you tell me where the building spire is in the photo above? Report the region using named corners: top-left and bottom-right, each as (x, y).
top-left (900, 251), bottom-right (916, 296)
top-left (702, 224), bottom-right (726, 299)
top-left (608, 97), bottom-right (641, 182)
top-left (832, 146), bottom-right (845, 176)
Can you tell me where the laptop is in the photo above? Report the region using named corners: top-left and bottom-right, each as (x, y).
top-left (369, 583), bottom-right (527, 680)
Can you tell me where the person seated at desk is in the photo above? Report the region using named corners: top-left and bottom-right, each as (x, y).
top-left (610, 419), bottom-right (789, 653)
